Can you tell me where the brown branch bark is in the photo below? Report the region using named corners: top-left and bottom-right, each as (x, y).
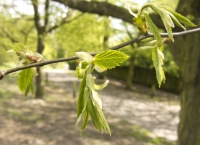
top-left (52, 0), bottom-right (133, 23)
top-left (32, 0), bottom-right (43, 32)
top-left (44, 0), bottom-right (50, 30)
top-left (52, 0), bottom-right (166, 29)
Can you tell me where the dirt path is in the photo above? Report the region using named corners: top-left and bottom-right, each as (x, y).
top-left (0, 70), bottom-right (179, 145)
top-left (101, 85), bottom-right (179, 141)
top-left (1, 77), bottom-right (148, 145)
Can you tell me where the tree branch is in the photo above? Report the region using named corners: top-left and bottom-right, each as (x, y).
top-left (52, 0), bottom-right (133, 24)
top-left (1, 28), bottom-right (200, 80)
top-left (52, 0), bottom-right (167, 29)
top-left (44, 0), bottom-right (50, 29)
top-left (31, 0), bottom-right (42, 32)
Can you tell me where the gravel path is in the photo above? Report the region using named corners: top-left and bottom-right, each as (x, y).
top-left (101, 85), bottom-right (180, 141)
top-left (45, 69), bottom-right (180, 141)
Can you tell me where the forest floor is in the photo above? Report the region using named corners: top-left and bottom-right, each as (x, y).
top-left (0, 70), bottom-right (179, 145)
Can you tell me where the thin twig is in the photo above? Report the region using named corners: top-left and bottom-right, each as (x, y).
top-left (1, 27), bottom-right (200, 80)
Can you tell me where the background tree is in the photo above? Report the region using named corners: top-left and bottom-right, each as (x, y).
top-left (0, 4), bottom-right (36, 69)
top-left (31, 0), bottom-right (84, 98)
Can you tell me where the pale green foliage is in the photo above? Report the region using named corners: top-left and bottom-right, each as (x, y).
top-left (94, 50), bottom-right (129, 71)
top-left (0, 13), bottom-right (36, 67)
top-left (144, 13), bottom-right (163, 46)
top-left (8, 43), bottom-right (43, 65)
top-left (75, 50), bottom-right (129, 135)
top-left (7, 43), bottom-right (43, 97)
top-left (126, 1), bottom-right (195, 86)
top-left (164, 8), bottom-right (196, 27)
top-left (77, 76), bottom-right (87, 118)
top-left (54, 14), bottom-right (111, 57)
top-left (18, 68), bottom-right (35, 97)
top-left (152, 47), bottom-right (165, 87)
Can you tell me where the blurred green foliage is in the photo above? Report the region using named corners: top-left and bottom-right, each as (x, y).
top-left (0, 0), bottom-right (179, 89)
top-left (50, 13), bottom-right (111, 57)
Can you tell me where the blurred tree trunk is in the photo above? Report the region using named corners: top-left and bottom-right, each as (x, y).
top-left (126, 56), bottom-right (134, 89)
top-left (35, 35), bottom-right (45, 98)
top-left (169, 0), bottom-right (200, 144)
top-left (32, 0), bottom-right (74, 98)
top-left (32, 0), bottom-right (48, 99)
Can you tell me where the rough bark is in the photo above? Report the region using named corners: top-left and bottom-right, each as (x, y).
top-left (170, 0), bottom-right (200, 144)
top-left (177, 33), bottom-right (200, 145)
top-left (52, 0), bottom-right (132, 23)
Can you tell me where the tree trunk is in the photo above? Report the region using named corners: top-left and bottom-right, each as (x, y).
top-left (126, 56), bottom-right (135, 89)
top-left (172, 0), bottom-right (200, 144)
top-left (35, 35), bottom-right (45, 99)
top-left (176, 33), bottom-right (200, 145)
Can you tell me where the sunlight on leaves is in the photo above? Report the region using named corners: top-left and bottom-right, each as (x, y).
top-left (75, 50), bottom-right (128, 135)
top-left (94, 50), bottom-right (129, 70)
top-left (152, 47), bottom-right (165, 87)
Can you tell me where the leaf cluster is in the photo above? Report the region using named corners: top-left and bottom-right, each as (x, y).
top-left (7, 43), bottom-right (44, 97)
top-left (126, 1), bottom-right (196, 86)
top-left (75, 50), bottom-right (129, 134)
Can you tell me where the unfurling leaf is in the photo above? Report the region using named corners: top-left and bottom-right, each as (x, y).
top-left (8, 43), bottom-right (43, 65)
top-left (152, 47), bottom-right (165, 87)
top-left (147, 4), bottom-right (175, 41)
top-left (133, 16), bottom-right (147, 34)
top-left (87, 98), bottom-right (111, 135)
top-left (162, 7), bottom-right (196, 27)
top-left (94, 50), bottom-right (129, 71)
top-left (75, 52), bottom-right (95, 63)
top-left (76, 86), bottom-right (89, 129)
top-left (144, 13), bottom-right (163, 46)
top-left (77, 76), bottom-right (87, 118)
top-left (166, 11), bottom-right (186, 30)
top-left (76, 61), bottom-right (87, 79)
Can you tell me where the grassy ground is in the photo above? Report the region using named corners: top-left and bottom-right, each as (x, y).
top-left (0, 76), bottom-right (176, 145)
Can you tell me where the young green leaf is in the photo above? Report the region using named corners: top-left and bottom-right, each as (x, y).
top-left (76, 61), bottom-right (87, 79)
top-left (166, 11), bottom-right (186, 30)
top-left (94, 50), bottom-right (129, 70)
top-left (24, 83), bottom-right (34, 97)
top-left (164, 21), bottom-right (174, 42)
top-left (95, 105), bottom-right (111, 135)
top-left (81, 110), bottom-right (89, 134)
top-left (163, 7), bottom-right (196, 27)
top-left (146, 4), bottom-right (175, 41)
top-left (75, 52), bottom-right (95, 63)
top-left (152, 47), bottom-right (165, 87)
top-left (144, 13), bottom-right (163, 46)
top-left (87, 98), bottom-right (105, 133)
top-left (13, 43), bottom-right (28, 52)
top-left (18, 68), bottom-right (34, 97)
top-left (77, 76), bottom-right (87, 118)
top-left (76, 87), bottom-right (89, 126)
top-left (86, 74), bottom-right (103, 109)
top-left (133, 15), bottom-right (147, 34)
